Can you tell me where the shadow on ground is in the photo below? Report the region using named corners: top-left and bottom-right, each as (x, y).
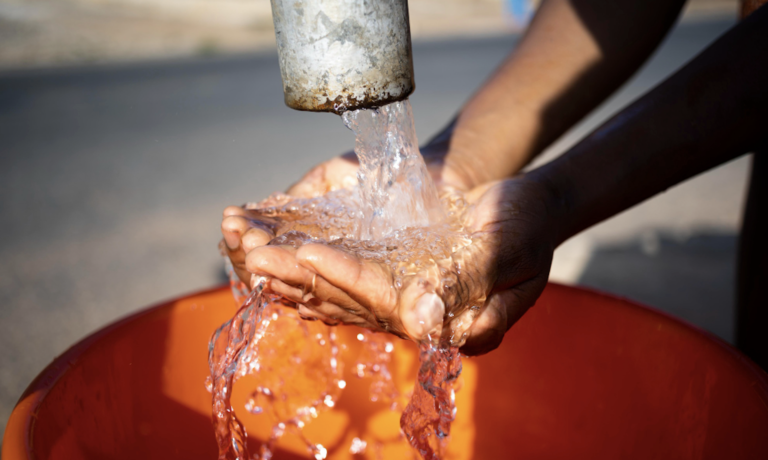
top-left (577, 231), bottom-right (737, 344)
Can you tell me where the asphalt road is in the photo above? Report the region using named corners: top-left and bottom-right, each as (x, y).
top-left (0, 14), bottom-right (747, 437)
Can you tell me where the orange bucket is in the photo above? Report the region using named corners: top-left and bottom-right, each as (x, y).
top-left (4, 283), bottom-right (768, 459)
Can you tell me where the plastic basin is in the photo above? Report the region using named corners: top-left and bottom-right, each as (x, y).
top-left (4, 283), bottom-right (768, 459)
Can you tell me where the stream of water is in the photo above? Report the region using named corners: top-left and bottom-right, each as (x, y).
top-left (208, 100), bottom-right (486, 460)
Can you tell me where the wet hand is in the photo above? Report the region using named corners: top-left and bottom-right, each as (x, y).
top-left (453, 178), bottom-right (557, 355)
top-left (221, 153), bottom-right (360, 283)
top-left (221, 146), bottom-right (472, 286)
top-left (244, 177), bottom-right (558, 355)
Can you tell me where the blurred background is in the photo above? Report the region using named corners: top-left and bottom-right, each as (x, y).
top-left (0, 0), bottom-right (746, 439)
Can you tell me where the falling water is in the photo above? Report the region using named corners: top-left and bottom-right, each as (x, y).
top-left (208, 100), bottom-right (486, 459)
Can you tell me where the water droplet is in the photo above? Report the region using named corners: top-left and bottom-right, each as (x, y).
top-left (349, 437), bottom-right (368, 454)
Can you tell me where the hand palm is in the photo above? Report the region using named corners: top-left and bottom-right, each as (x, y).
top-left (236, 178), bottom-right (555, 355)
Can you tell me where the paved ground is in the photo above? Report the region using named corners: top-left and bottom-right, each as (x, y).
top-left (0, 14), bottom-right (747, 437)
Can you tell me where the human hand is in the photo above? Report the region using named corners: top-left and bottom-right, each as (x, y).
top-left (243, 177), bottom-right (558, 355)
top-left (221, 141), bottom-right (481, 286)
top-left (221, 152), bottom-right (360, 283)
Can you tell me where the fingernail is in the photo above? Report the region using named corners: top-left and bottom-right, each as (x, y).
top-left (223, 231), bottom-right (240, 250)
top-left (298, 304), bottom-right (320, 321)
top-left (402, 293), bottom-right (445, 339)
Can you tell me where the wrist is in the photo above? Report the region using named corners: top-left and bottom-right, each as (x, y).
top-left (523, 164), bottom-right (575, 248)
top-left (421, 110), bottom-right (542, 191)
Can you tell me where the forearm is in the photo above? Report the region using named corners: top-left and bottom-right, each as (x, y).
top-left (530, 6), bottom-right (768, 246)
top-left (431, 0), bottom-right (686, 190)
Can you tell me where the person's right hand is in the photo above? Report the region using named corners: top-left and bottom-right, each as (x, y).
top-left (221, 152), bottom-right (360, 284)
top-left (283, 152), bottom-right (360, 198)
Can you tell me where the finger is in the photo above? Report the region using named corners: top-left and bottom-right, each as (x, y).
top-left (302, 298), bottom-right (376, 328)
top-left (269, 279), bottom-right (306, 303)
top-left (458, 293), bottom-right (508, 356)
top-left (297, 304), bottom-right (330, 322)
top-left (241, 226), bottom-right (274, 253)
top-left (321, 155), bottom-right (359, 190)
top-left (297, 244), bottom-right (407, 333)
top-left (460, 276), bottom-right (546, 356)
top-left (223, 205), bottom-right (249, 218)
top-left (286, 168), bottom-right (325, 197)
top-left (270, 265), bottom-right (380, 328)
top-left (296, 244), bottom-right (397, 318)
top-left (232, 265), bottom-right (252, 286)
top-left (247, 244), bottom-right (377, 326)
top-left (287, 156), bottom-right (359, 197)
top-left (398, 282), bottom-right (444, 340)
top-left (223, 206), bottom-right (267, 223)
top-left (218, 237), bottom-right (251, 283)
top-left (245, 245), bottom-right (304, 284)
top-left (222, 214), bottom-right (261, 284)
top-left (222, 215), bottom-right (252, 251)
top-left (269, 278), bottom-right (354, 325)
top-left (308, 276), bottom-right (380, 326)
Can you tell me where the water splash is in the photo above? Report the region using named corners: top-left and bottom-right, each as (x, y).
top-left (209, 100), bottom-right (486, 459)
top-left (354, 329), bottom-right (400, 410)
top-left (342, 100), bottom-right (444, 240)
top-left (401, 340), bottom-right (463, 460)
top-left (207, 276), bottom-right (342, 460)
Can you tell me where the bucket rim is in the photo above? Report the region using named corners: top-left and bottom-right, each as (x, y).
top-left (3, 282), bottom-right (767, 459)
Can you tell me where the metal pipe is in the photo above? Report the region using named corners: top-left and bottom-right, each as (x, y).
top-left (270, 0), bottom-right (415, 114)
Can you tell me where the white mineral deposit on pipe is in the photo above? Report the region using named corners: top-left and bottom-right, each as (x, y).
top-left (270, 0), bottom-right (415, 113)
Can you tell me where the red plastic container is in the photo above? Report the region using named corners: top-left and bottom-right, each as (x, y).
top-left (4, 283), bottom-right (768, 459)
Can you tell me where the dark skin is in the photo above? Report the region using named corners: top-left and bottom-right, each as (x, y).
top-left (538, 7), bottom-right (768, 246)
top-left (223, 1), bottom-right (768, 355)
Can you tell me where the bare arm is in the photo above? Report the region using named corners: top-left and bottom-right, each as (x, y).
top-left (236, 4), bottom-right (768, 355)
top-left (428, 0), bottom-right (687, 190)
top-left (530, 4), bottom-right (768, 246)
top-left (452, 4), bottom-right (768, 353)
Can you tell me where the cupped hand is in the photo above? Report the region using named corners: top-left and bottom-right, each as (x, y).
top-left (242, 177), bottom-right (559, 355)
top-left (221, 144), bottom-right (479, 286)
top-left (221, 153), bottom-right (360, 283)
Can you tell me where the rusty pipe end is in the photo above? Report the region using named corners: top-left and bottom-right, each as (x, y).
top-left (283, 80), bottom-right (415, 114)
top-left (271, 0), bottom-right (415, 114)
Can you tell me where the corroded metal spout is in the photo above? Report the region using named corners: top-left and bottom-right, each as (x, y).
top-left (270, 0), bottom-right (415, 114)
